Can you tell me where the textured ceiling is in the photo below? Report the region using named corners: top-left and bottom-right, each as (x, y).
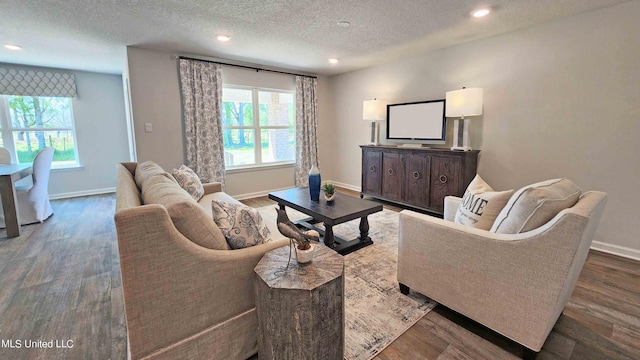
top-left (0, 0), bottom-right (630, 76)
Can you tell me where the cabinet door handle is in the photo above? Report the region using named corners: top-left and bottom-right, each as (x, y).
top-left (388, 168), bottom-right (395, 176)
top-left (369, 165), bottom-right (376, 173)
top-left (439, 175), bottom-right (448, 184)
top-left (412, 171), bottom-right (420, 179)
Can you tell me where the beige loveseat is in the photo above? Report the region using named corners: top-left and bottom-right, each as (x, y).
top-left (397, 190), bottom-right (607, 356)
top-left (114, 161), bottom-right (288, 360)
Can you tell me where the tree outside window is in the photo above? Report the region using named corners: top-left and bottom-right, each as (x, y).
top-left (221, 87), bottom-right (294, 168)
top-left (1, 95), bottom-right (79, 166)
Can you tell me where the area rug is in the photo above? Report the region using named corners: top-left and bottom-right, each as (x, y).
top-left (258, 206), bottom-right (436, 360)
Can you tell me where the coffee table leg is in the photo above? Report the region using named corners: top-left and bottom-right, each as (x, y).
top-left (278, 204), bottom-right (286, 211)
top-left (324, 223), bottom-right (335, 248)
top-left (359, 216), bottom-right (371, 241)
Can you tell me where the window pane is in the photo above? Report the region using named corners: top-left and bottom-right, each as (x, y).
top-left (222, 89), bottom-right (254, 127)
top-left (13, 130), bottom-right (77, 164)
top-left (223, 129), bottom-right (255, 166)
top-left (261, 129), bottom-right (295, 163)
top-left (8, 96), bottom-right (73, 129)
top-left (258, 91), bottom-right (294, 126)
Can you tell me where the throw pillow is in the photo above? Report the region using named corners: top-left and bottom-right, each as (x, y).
top-left (454, 174), bottom-right (514, 230)
top-left (172, 165), bottom-right (205, 201)
top-left (490, 178), bottom-right (581, 234)
top-left (211, 200), bottom-right (272, 249)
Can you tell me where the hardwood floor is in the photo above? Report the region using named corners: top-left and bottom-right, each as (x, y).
top-left (0, 195), bottom-right (126, 360)
top-left (0, 192), bottom-right (638, 359)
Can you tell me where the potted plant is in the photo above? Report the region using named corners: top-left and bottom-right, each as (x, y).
top-left (293, 231), bottom-right (318, 264)
top-left (322, 183), bottom-right (336, 202)
top-left (275, 208), bottom-right (320, 264)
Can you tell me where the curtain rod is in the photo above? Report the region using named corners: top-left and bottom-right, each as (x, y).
top-left (178, 56), bottom-right (317, 79)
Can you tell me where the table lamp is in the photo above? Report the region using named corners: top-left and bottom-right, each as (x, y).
top-left (445, 87), bottom-right (483, 151)
top-left (363, 99), bottom-right (387, 146)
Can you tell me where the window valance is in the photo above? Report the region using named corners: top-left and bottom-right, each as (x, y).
top-left (0, 67), bottom-right (77, 98)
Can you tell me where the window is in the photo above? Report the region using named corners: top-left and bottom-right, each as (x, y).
top-left (0, 95), bottom-right (79, 167)
top-left (221, 87), bottom-right (295, 169)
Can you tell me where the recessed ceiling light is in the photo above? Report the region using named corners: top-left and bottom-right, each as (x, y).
top-left (216, 35), bottom-right (231, 42)
top-left (472, 8), bottom-right (490, 17)
top-left (337, 21), bottom-right (351, 28)
top-left (328, 58), bottom-right (339, 64)
top-left (4, 44), bottom-right (22, 50)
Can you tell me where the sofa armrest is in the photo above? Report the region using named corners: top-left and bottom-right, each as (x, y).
top-left (203, 182), bottom-right (223, 194)
top-left (115, 204), bottom-right (288, 359)
top-left (443, 196), bottom-right (461, 222)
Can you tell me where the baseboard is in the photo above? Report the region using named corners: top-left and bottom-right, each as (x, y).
top-left (327, 181), bottom-right (360, 193)
top-left (591, 241), bottom-right (640, 261)
top-left (232, 181), bottom-right (361, 200)
top-left (325, 183), bottom-right (640, 262)
top-left (231, 186), bottom-right (295, 201)
top-left (191, 184), bottom-right (640, 262)
top-left (49, 187), bottom-right (116, 200)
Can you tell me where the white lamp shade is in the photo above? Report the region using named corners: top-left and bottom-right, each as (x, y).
top-left (363, 99), bottom-right (387, 121)
top-left (445, 88), bottom-right (483, 117)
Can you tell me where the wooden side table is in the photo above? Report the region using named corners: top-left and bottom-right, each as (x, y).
top-left (254, 244), bottom-right (344, 360)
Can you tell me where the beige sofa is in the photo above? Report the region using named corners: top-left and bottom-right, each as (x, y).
top-left (397, 191), bottom-right (607, 355)
top-left (114, 161), bottom-right (288, 360)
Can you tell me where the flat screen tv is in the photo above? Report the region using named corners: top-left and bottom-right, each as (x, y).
top-left (386, 99), bottom-right (446, 143)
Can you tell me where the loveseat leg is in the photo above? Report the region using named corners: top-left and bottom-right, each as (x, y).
top-left (522, 347), bottom-right (538, 360)
top-left (399, 283), bottom-right (410, 295)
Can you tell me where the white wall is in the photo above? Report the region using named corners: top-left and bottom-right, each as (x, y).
top-left (0, 63), bottom-right (129, 197)
top-left (327, 2), bottom-right (640, 255)
top-left (126, 47), bottom-right (331, 197)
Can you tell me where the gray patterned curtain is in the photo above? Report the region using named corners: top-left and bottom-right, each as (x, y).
top-left (294, 76), bottom-right (319, 187)
top-left (178, 59), bottom-right (225, 184)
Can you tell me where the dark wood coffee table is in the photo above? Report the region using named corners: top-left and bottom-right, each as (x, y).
top-left (268, 187), bottom-right (383, 255)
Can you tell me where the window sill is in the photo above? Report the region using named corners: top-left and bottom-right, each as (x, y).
top-left (51, 165), bottom-right (84, 173)
top-left (226, 162), bottom-right (294, 174)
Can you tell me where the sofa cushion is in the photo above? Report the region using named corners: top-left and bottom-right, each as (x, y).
top-left (454, 174), bottom-right (513, 230)
top-left (135, 160), bottom-right (176, 190)
top-left (491, 178), bottom-right (581, 234)
top-left (211, 200), bottom-right (272, 249)
top-left (172, 164), bottom-right (205, 201)
top-left (142, 174), bottom-right (229, 250)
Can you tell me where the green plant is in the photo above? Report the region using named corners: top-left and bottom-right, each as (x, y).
top-left (322, 183), bottom-right (336, 195)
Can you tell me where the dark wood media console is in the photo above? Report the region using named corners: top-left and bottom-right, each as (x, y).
top-left (360, 145), bottom-right (479, 215)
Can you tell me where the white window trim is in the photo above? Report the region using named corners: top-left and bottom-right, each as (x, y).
top-left (225, 161), bottom-right (295, 174)
top-left (0, 95), bottom-right (81, 168)
top-left (222, 85), bottom-right (295, 170)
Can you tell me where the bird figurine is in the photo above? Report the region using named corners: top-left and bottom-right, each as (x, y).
top-left (275, 207), bottom-right (319, 250)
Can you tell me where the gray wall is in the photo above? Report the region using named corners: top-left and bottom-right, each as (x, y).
top-left (326, 2), bottom-right (640, 256)
top-left (0, 63), bottom-right (130, 197)
top-left (126, 47), bottom-right (331, 198)
top-left (126, 48), bottom-right (184, 170)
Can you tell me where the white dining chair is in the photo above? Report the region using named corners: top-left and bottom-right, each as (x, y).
top-left (0, 147), bottom-right (54, 228)
top-left (0, 147), bottom-right (11, 165)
